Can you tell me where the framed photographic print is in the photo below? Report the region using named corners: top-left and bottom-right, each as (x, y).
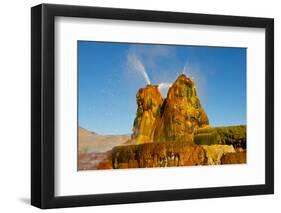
top-left (31, 3), bottom-right (274, 209)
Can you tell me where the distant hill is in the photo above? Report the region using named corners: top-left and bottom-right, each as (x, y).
top-left (78, 127), bottom-right (130, 154)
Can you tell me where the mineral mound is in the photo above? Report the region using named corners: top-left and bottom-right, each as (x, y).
top-left (153, 74), bottom-right (209, 143)
top-left (132, 74), bottom-right (209, 144)
top-left (110, 74), bottom-right (247, 169)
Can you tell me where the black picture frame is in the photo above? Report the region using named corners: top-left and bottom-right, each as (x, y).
top-left (31, 3), bottom-right (274, 209)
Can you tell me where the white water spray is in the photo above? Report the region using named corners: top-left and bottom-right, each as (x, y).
top-left (127, 53), bottom-right (151, 85)
top-left (182, 64), bottom-right (194, 80)
top-left (182, 65), bottom-right (189, 77)
top-left (158, 82), bottom-right (172, 97)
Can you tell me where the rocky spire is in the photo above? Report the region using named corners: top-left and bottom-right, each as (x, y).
top-left (131, 85), bottom-right (163, 144)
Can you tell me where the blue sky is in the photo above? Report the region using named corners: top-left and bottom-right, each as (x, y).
top-left (78, 41), bottom-right (246, 135)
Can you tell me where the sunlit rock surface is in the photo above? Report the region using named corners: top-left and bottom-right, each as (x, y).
top-left (201, 145), bottom-right (235, 165)
top-left (112, 142), bottom-right (206, 169)
top-left (131, 85), bottom-right (163, 144)
top-left (153, 74), bottom-right (209, 143)
top-left (132, 74), bottom-right (209, 144)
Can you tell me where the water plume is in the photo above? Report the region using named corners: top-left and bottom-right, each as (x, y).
top-left (127, 53), bottom-right (151, 85)
top-left (158, 82), bottom-right (172, 98)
